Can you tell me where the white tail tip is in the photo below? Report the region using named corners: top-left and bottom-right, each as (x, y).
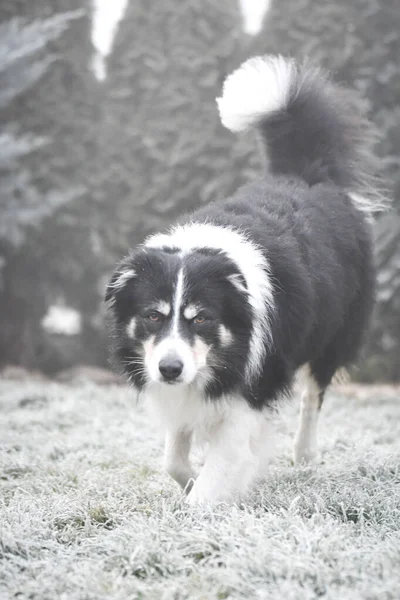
top-left (216, 55), bottom-right (295, 132)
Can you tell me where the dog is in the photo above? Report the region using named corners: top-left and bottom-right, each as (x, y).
top-left (105, 55), bottom-right (385, 505)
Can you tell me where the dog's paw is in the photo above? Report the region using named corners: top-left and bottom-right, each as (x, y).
top-left (185, 486), bottom-right (209, 506)
top-left (166, 465), bottom-right (197, 491)
top-left (185, 482), bottom-right (225, 506)
top-left (293, 443), bottom-right (319, 465)
top-left (185, 491), bottom-right (201, 506)
top-left (183, 478), bottom-right (195, 495)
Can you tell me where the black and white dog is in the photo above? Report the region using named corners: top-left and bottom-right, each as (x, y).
top-left (106, 56), bottom-right (385, 505)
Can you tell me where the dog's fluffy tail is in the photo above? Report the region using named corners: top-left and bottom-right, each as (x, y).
top-left (217, 55), bottom-right (387, 216)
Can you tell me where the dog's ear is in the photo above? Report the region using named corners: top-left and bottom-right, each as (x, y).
top-left (226, 272), bottom-right (247, 295)
top-left (105, 265), bottom-right (136, 305)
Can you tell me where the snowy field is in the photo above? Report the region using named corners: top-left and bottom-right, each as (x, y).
top-left (1, 376), bottom-right (400, 599)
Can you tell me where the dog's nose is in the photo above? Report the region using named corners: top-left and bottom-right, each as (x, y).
top-left (159, 358), bottom-right (183, 381)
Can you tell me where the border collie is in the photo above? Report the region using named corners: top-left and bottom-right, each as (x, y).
top-left (105, 55), bottom-right (385, 505)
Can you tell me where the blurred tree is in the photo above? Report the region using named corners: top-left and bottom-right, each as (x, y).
top-left (0, 14), bottom-right (81, 249)
top-left (1, 0), bottom-right (398, 380)
top-left (96, 0), bottom-right (246, 258)
top-left (0, 1), bottom-right (104, 373)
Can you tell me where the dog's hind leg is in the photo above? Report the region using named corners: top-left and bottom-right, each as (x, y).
top-left (293, 366), bottom-right (323, 465)
top-left (164, 428), bottom-right (196, 492)
top-left (294, 316), bottom-right (357, 465)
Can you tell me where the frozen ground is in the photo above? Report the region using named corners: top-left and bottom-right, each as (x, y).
top-left (1, 376), bottom-right (400, 599)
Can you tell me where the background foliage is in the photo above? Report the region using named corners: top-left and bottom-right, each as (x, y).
top-left (0, 0), bottom-right (398, 379)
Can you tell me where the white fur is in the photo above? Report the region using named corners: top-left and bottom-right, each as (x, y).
top-left (219, 324), bottom-right (233, 346)
top-left (110, 269), bottom-right (135, 290)
top-left (293, 365), bottom-right (321, 464)
top-left (183, 304), bottom-right (200, 320)
top-left (164, 428), bottom-right (195, 490)
top-left (145, 222), bottom-right (275, 383)
top-left (126, 317), bottom-right (136, 339)
top-left (192, 337), bottom-right (210, 370)
top-left (172, 269), bottom-right (184, 335)
top-left (227, 273), bottom-right (247, 295)
top-left (186, 400), bottom-right (263, 505)
top-left (146, 381), bottom-right (225, 434)
top-left (217, 55), bottom-right (295, 132)
top-left (155, 301), bottom-right (171, 316)
top-left (146, 387), bottom-right (274, 504)
top-left (348, 192), bottom-right (387, 221)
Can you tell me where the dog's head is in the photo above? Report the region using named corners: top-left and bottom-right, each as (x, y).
top-left (105, 245), bottom-right (253, 397)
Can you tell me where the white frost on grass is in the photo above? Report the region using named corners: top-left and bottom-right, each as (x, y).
top-left (1, 379), bottom-right (400, 599)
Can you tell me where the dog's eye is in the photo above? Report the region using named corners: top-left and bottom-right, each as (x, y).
top-left (194, 315), bottom-right (206, 324)
top-left (148, 312), bottom-right (161, 322)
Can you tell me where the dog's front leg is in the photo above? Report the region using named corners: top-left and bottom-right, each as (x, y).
top-left (186, 402), bottom-right (260, 505)
top-left (164, 428), bottom-right (196, 492)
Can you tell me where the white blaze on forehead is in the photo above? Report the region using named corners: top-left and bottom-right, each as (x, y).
top-left (172, 268), bottom-right (185, 334)
top-left (184, 304), bottom-right (200, 320)
top-left (145, 222), bottom-right (275, 382)
top-left (155, 301), bottom-right (171, 316)
top-left (126, 317), bottom-right (136, 338)
top-left (219, 324), bottom-right (233, 346)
